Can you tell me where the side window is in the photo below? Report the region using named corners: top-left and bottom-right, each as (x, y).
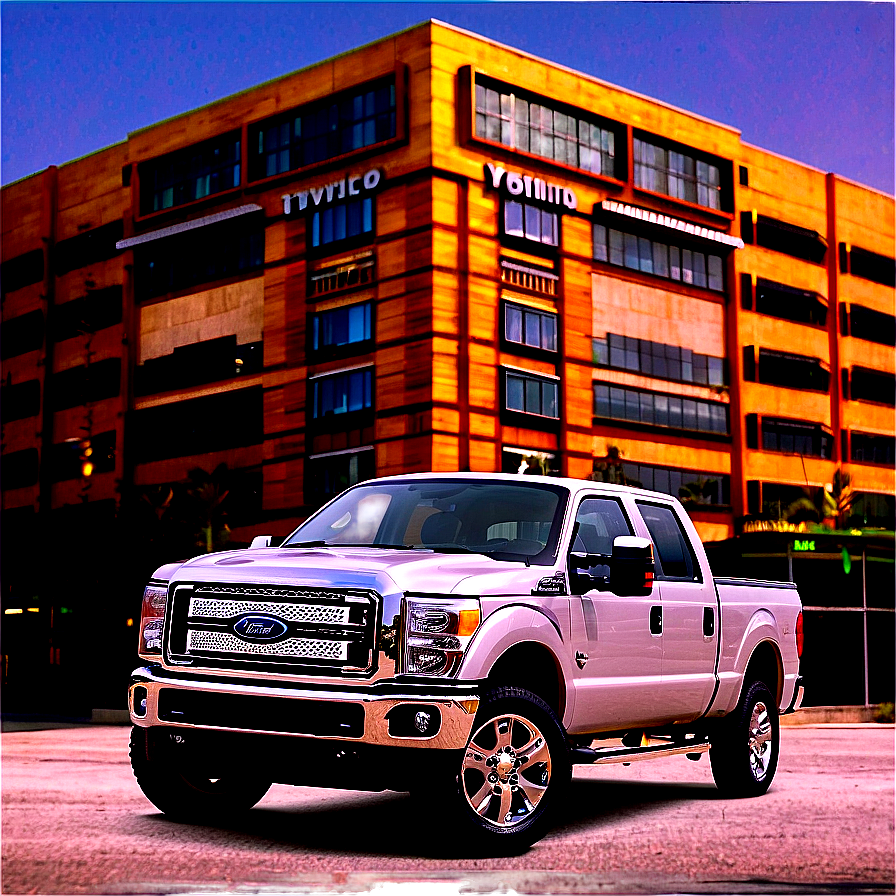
top-left (636, 502), bottom-right (700, 581)
top-left (573, 498), bottom-right (632, 555)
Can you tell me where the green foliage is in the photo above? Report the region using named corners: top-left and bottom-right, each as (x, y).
top-left (873, 702), bottom-right (894, 724)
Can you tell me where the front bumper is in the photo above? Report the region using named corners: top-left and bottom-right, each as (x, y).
top-left (129, 665), bottom-right (479, 750)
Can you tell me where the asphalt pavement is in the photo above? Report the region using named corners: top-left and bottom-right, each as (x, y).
top-left (1, 724), bottom-right (893, 895)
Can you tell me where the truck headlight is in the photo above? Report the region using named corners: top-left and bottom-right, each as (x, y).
top-left (138, 584), bottom-right (168, 658)
top-left (403, 597), bottom-right (480, 676)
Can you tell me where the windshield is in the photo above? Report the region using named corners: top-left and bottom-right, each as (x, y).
top-left (282, 479), bottom-right (569, 565)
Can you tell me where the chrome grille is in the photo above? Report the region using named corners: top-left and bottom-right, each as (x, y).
top-left (166, 582), bottom-right (379, 676)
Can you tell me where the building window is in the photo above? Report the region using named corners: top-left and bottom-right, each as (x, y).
top-left (134, 218), bottom-right (264, 301)
top-left (593, 382), bottom-right (728, 435)
top-left (843, 304), bottom-right (896, 347)
top-left (135, 337), bottom-right (262, 397)
top-left (501, 447), bottom-right (558, 475)
top-left (52, 358), bottom-right (121, 411)
top-left (745, 347), bottom-right (830, 393)
top-left (504, 302), bottom-right (558, 353)
top-left (309, 255), bottom-right (375, 297)
top-left (50, 430), bottom-right (116, 481)
top-left (311, 197), bottom-right (374, 249)
top-left (742, 213), bottom-right (827, 264)
top-left (633, 137), bottom-right (723, 210)
top-left (475, 77), bottom-right (620, 178)
top-left (249, 77), bottom-right (395, 181)
top-left (505, 370), bottom-right (559, 419)
top-left (593, 223), bottom-right (724, 291)
top-left (840, 243), bottom-right (896, 287)
top-left (0, 380), bottom-right (41, 423)
top-left (593, 333), bottom-right (726, 387)
top-left (139, 132), bottom-right (241, 215)
top-left (847, 492), bottom-right (895, 529)
top-left (761, 418), bottom-right (833, 458)
top-left (311, 302), bottom-right (373, 353)
top-left (612, 461), bottom-right (730, 507)
top-left (850, 432), bottom-right (896, 466)
top-left (500, 258), bottom-right (557, 296)
top-left (504, 199), bottom-right (558, 247)
top-left (1, 448), bottom-right (39, 490)
top-left (306, 447), bottom-right (375, 504)
top-left (848, 367), bottom-right (895, 406)
top-left (54, 221), bottom-right (124, 276)
top-left (1, 310), bottom-right (43, 359)
top-left (755, 278), bottom-right (827, 327)
top-left (311, 368), bottom-right (373, 419)
top-left (1, 249), bottom-right (44, 295)
top-left (53, 287), bottom-right (123, 343)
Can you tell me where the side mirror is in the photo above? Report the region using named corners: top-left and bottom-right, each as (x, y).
top-left (610, 536), bottom-right (655, 596)
top-left (249, 535), bottom-right (274, 549)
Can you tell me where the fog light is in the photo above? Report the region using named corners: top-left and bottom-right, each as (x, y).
top-left (133, 686), bottom-right (148, 718)
top-left (414, 710), bottom-right (432, 734)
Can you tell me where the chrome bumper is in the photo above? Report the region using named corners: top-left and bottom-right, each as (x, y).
top-left (129, 666), bottom-right (479, 750)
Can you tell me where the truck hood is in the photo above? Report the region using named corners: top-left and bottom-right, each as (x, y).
top-left (167, 546), bottom-right (561, 597)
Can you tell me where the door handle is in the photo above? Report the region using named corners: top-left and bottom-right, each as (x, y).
top-left (649, 605), bottom-right (663, 635)
top-left (703, 606), bottom-right (715, 637)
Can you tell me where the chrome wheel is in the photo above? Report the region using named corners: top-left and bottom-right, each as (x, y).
top-left (461, 712), bottom-right (552, 829)
top-left (748, 700), bottom-right (773, 781)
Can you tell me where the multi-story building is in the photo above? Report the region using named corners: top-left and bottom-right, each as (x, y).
top-left (2, 21), bottom-right (893, 713)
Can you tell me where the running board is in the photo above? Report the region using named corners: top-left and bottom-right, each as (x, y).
top-left (571, 739), bottom-right (711, 766)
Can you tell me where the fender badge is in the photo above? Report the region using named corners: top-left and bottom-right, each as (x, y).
top-left (532, 573), bottom-right (567, 596)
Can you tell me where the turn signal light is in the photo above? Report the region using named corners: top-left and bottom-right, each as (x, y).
top-left (795, 611), bottom-right (804, 658)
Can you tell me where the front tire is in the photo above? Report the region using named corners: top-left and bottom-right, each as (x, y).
top-left (449, 687), bottom-right (570, 852)
top-left (710, 680), bottom-right (780, 798)
top-left (129, 727), bottom-right (271, 822)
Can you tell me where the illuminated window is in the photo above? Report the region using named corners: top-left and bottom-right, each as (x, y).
top-left (311, 368), bottom-right (373, 419)
top-left (311, 303), bottom-right (373, 353)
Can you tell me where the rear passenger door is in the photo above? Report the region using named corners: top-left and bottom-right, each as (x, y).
top-left (635, 501), bottom-right (718, 722)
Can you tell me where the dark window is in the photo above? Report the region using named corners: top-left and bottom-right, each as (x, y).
top-left (849, 367), bottom-right (895, 406)
top-left (0, 380), bottom-right (40, 423)
top-left (745, 413), bottom-right (759, 449)
top-left (1, 249), bottom-right (44, 294)
top-left (593, 332), bottom-right (726, 387)
top-left (1, 448), bottom-right (39, 489)
top-left (610, 462), bottom-right (731, 507)
top-left (847, 304), bottom-right (896, 346)
top-left (754, 215), bottom-right (827, 264)
top-left (739, 166), bottom-right (749, 186)
top-left (308, 256), bottom-right (375, 297)
top-left (593, 222), bottom-right (724, 291)
top-left (842, 244), bottom-right (896, 287)
top-left (311, 303), bottom-right (372, 354)
top-left (131, 386), bottom-right (263, 463)
top-left (139, 131), bottom-right (241, 214)
top-left (311, 197), bottom-right (373, 249)
top-left (249, 77), bottom-right (395, 181)
top-left (633, 136), bottom-right (724, 211)
top-left (847, 492), bottom-right (895, 529)
top-left (50, 430), bottom-right (116, 481)
top-left (755, 278), bottom-right (827, 327)
top-left (305, 448), bottom-right (375, 505)
top-left (311, 368), bottom-right (373, 419)
top-left (593, 383), bottom-right (728, 436)
top-left (504, 199), bottom-right (558, 248)
top-left (51, 358), bottom-right (121, 411)
top-left (134, 217), bottom-right (264, 301)
top-left (475, 77), bottom-right (621, 179)
top-left (505, 370), bottom-right (559, 419)
top-left (851, 432), bottom-right (896, 466)
top-left (54, 221), bottom-right (124, 276)
top-left (504, 302), bottom-right (558, 353)
top-left (1, 310), bottom-right (44, 359)
top-left (53, 287), bottom-right (122, 342)
top-left (135, 337), bottom-right (262, 396)
top-left (757, 349), bottom-right (829, 393)
top-left (761, 418), bottom-right (833, 458)
top-left (636, 502), bottom-right (699, 581)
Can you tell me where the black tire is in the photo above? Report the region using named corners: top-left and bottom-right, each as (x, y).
top-left (129, 727), bottom-right (271, 822)
top-left (710, 680), bottom-right (780, 798)
top-left (447, 686), bottom-right (571, 852)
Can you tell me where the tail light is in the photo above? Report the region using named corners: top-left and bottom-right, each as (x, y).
top-left (139, 584), bottom-right (168, 658)
top-left (795, 611), bottom-right (804, 659)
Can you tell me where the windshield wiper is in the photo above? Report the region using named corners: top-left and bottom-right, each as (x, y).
top-left (282, 540), bottom-right (329, 548)
top-left (282, 541), bottom-right (415, 550)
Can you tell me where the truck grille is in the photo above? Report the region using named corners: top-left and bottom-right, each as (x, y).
top-left (165, 583), bottom-right (379, 676)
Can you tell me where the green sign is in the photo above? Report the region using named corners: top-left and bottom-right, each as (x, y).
top-left (793, 539), bottom-right (815, 552)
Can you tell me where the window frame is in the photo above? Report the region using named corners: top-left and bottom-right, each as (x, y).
top-left (308, 300), bottom-right (375, 360)
top-left (502, 300), bottom-right (559, 357)
top-left (635, 500), bottom-right (702, 583)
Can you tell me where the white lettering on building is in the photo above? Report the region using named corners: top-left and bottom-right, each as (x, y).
top-left (485, 163), bottom-right (577, 211)
top-left (281, 169), bottom-right (383, 216)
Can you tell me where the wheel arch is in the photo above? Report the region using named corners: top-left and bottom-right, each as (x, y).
top-left (742, 639), bottom-right (784, 707)
top-left (484, 641), bottom-right (567, 721)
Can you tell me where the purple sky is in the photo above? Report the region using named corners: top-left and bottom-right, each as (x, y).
top-left (1, 2), bottom-right (893, 194)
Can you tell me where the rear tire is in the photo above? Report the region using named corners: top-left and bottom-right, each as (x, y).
top-left (446, 686), bottom-right (571, 853)
top-left (129, 727), bottom-right (271, 822)
top-left (710, 680), bottom-right (779, 798)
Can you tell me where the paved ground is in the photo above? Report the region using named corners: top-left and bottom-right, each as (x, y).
top-left (1, 725), bottom-right (893, 895)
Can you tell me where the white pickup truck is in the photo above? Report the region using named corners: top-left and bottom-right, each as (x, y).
top-left (129, 473), bottom-right (804, 850)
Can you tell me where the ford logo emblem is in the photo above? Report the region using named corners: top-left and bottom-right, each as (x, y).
top-left (233, 614), bottom-right (288, 641)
